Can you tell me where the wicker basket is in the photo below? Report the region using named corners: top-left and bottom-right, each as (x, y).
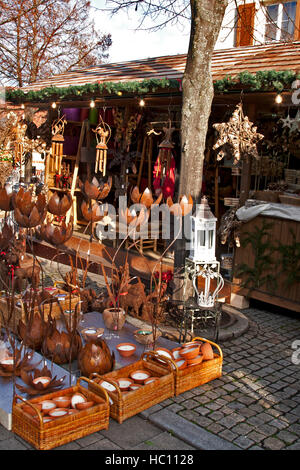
top-left (162, 337), bottom-right (223, 396)
top-left (0, 288), bottom-right (81, 332)
top-left (89, 351), bottom-right (175, 424)
top-left (12, 377), bottom-right (109, 450)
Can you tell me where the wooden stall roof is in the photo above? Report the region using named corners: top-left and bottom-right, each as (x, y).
top-left (20, 41), bottom-right (300, 92)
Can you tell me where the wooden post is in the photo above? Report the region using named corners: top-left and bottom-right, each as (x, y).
top-left (66, 120), bottom-right (87, 226)
top-left (239, 103), bottom-right (256, 206)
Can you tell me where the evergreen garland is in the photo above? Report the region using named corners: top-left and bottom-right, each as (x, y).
top-left (5, 70), bottom-right (300, 104)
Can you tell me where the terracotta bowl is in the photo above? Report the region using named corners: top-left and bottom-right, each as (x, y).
top-left (40, 400), bottom-right (57, 415)
top-left (172, 347), bottom-right (182, 360)
top-left (154, 347), bottom-right (174, 363)
top-left (76, 401), bottom-right (94, 411)
top-left (68, 409), bottom-right (80, 416)
top-left (32, 376), bottom-right (52, 388)
top-left (96, 379), bottom-right (117, 393)
top-left (0, 357), bottom-right (14, 373)
top-left (179, 344), bottom-right (200, 361)
top-left (181, 341), bottom-right (202, 349)
top-left (81, 327), bottom-right (104, 342)
top-left (130, 370), bottom-right (151, 384)
top-left (48, 408), bottom-right (69, 419)
top-left (129, 383), bottom-right (143, 391)
top-left (53, 396), bottom-right (71, 408)
top-left (175, 358), bottom-right (187, 370)
top-left (23, 402), bottom-right (42, 416)
top-left (116, 342), bottom-right (136, 358)
top-left (201, 342), bottom-right (214, 360)
top-left (116, 377), bottom-right (134, 392)
top-left (144, 377), bottom-right (159, 385)
top-left (71, 392), bottom-right (87, 409)
top-left (187, 355), bottom-right (204, 366)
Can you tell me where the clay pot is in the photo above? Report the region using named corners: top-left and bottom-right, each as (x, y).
top-left (40, 400), bottom-right (57, 415)
top-left (175, 359), bottom-right (187, 370)
top-left (154, 347), bottom-right (174, 362)
top-left (102, 308), bottom-right (126, 331)
top-left (78, 339), bottom-right (115, 378)
top-left (187, 355), bottom-right (203, 367)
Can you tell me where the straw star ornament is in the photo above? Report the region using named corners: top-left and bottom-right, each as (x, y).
top-left (213, 103), bottom-right (264, 164)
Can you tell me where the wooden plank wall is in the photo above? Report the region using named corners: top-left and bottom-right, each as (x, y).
top-left (233, 215), bottom-right (300, 311)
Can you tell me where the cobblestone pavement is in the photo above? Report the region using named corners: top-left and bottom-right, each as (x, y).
top-left (0, 258), bottom-right (300, 450)
top-left (149, 305), bottom-right (300, 450)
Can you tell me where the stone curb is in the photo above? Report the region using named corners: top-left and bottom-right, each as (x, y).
top-left (143, 408), bottom-right (240, 450)
top-left (126, 304), bottom-right (249, 343)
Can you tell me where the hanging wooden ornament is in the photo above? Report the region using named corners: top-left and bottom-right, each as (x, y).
top-left (51, 115), bottom-right (67, 173)
top-left (213, 103), bottom-right (264, 164)
top-left (14, 121), bottom-right (27, 167)
top-left (93, 119), bottom-right (111, 175)
top-left (156, 120), bottom-right (175, 181)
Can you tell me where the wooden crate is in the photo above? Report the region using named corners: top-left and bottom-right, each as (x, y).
top-left (0, 288), bottom-right (81, 332)
top-left (12, 377), bottom-right (109, 450)
top-left (159, 337), bottom-right (223, 396)
top-left (89, 351), bottom-right (175, 424)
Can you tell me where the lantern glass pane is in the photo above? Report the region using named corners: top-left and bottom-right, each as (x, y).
top-left (209, 230), bottom-right (214, 249)
top-left (198, 230), bottom-right (205, 247)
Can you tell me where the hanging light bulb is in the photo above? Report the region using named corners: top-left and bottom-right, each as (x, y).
top-left (51, 102), bottom-right (57, 109)
top-left (275, 93), bottom-right (283, 104)
top-left (139, 98), bottom-right (145, 107)
top-left (90, 99), bottom-right (95, 108)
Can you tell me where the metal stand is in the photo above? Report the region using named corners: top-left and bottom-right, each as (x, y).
top-left (178, 258), bottom-right (224, 343)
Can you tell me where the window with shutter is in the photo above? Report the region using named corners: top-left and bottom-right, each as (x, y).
top-left (264, 1), bottom-right (298, 42)
top-left (236, 3), bottom-right (256, 47)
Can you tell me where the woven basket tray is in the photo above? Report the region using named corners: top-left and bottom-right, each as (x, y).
top-left (89, 351), bottom-right (175, 424)
top-left (12, 377), bottom-right (109, 450)
top-left (0, 288), bottom-right (80, 332)
top-left (161, 337), bottom-right (223, 396)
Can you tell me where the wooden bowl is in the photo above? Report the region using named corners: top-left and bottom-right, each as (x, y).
top-left (179, 345), bottom-right (200, 360)
top-left (40, 400), bottom-right (57, 415)
top-left (130, 370), bottom-right (151, 384)
top-left (116, 342), bottom-right (136, 358)
top-left (76, 401), bottom-right (94, 410)
top-left (117, 378), bottom-right (134, 392)
top-left (53, 396), bottom-right (71, 408)
top-left (48, 408), bottom-right (69, 419)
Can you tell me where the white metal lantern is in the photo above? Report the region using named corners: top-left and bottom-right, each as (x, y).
top-left (189, 196), bottom-right (217, 263)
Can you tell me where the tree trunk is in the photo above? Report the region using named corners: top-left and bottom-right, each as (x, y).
top-left (179, 0), bottom-right (228, 203)
top-left (173, 1), bottom-right (227, 303)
